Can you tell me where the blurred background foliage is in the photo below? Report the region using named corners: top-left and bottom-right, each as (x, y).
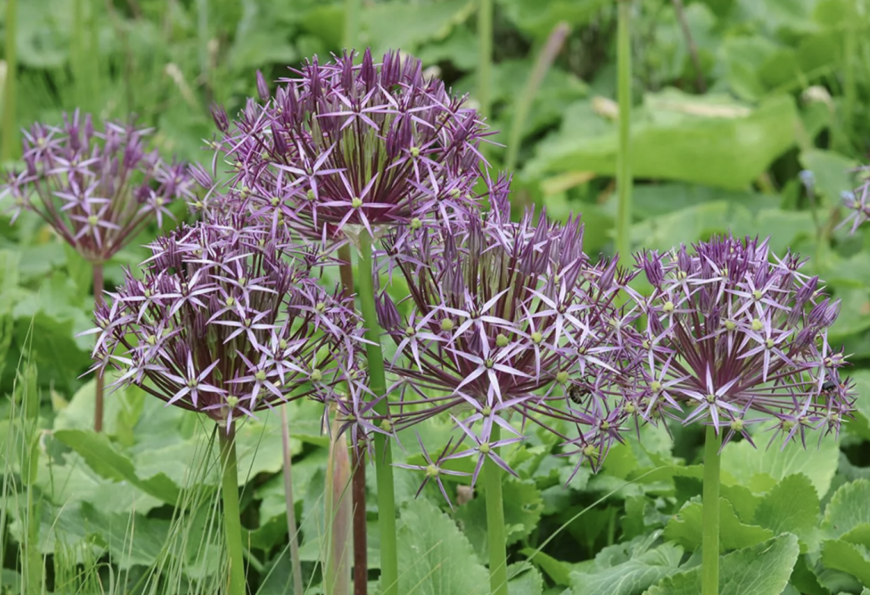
top-left (3, 1), bottom-right (870, 593)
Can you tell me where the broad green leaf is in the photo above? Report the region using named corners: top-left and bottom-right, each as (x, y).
top-left (416, 25), bottom-right (478, 70)
top-left (629, 202), bottom-right (753, 253)
top-left (664, 497), bottom-right (773, 552)
top-left (570, 535), bottom-right (684, 595)
top-left (645, 534), bottom-right (800, 595)
top-left (508, 564), bottom-right (544, 595)
top-left (843, 371), bottom-right (870, 441)
top-left (53, 429), bottom-right (179, 504)
top-left (799, 149), bottom-right (857, 203)
top-left (456, 59), bottom-right (588, 141)
top-left (498, 0), bottom-right (610, 41)
top-left (36, 451), bottom-right (162, 516)
top-left (527, 91), bottom-right (798, 190)
top-left (820, 540), bottom-right (870, 586)
top-left (520, 548), bottom-right (572, 587)
top-left (720, 432), bottom-right (839, 497)
top-left (821, 480), bottom-right (870, 546)
top-left (631, 184), bottom-right (776, 220)
top-left (78, 502), bottom-right (170, 570)
top-left (396, 499), bottom-right (489, 595)
top-left (754, 474), bottom-right (820, 552)
top-left (457, 477), bottom-right (544, 560)
top-left (54, 376), bottom-right (145, 437)
top-left (362, 0), bottom-right (475, 56)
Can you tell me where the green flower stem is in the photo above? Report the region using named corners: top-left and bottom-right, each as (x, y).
top-left (345, 0), bottom-right (360, 52)
top-left (219, 422), bottom-right (247, 595)
top-left (338, 243), bottom-right (368, 595)
top-left (94, 263), bottom-right (105, 433)
top-left (477, 0), bottom-right (493, 120)
top-left (615, 0), bottom-right (633, 260)
top-left (702, 425), bottom-right (721, 595)
top-left (357, 232), bottom-right (398, 595)
top-left (326, 404), bottom-right (352, 595)
top-left (22, 363), bottom-right (42, 594)
top-left (280, 405), bottom-right (304, 595)
top-left (1, 0), bottom-right (18, 162)
top-left (484, 424), bottom-right (508, 595)
top-left (505, 22), bottom-right (570, 173)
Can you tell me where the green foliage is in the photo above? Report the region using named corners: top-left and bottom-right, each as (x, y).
top-left (396, 499), bottom-right (490, 595)
top-left (665, 497), bottom-right (773, 551)
top-left (3, 0), bottom-right (870, 592)
top-left (646, 534), bottom-right (800, 595)
top-left (569, 533), bottom-right (684, 595)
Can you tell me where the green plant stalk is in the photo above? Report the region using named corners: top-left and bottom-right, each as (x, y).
top-left (94, 263), bottom-right (105, 432)
top-left (477, 0), bottom-right (493, 120)
top-left (702, 425), bottom-right (721, 595)
top-left (357, 232), bottom-right (398, 595)
top-left (1, 0), bottom-right (19, 162)
top-left (219, 422), bottom-right (247, 595)
top-left (338, 243), bottom-right (368, 595)
top-left (505, 22), bottom-right (570, 173)
top-left (838, 1), bottom-right (857, 153)
top-left (71, 0), bottom-right (84, 108)
top-left (326, 404), bottom-right (352, 595)
top-left (615, 0), bottom-right (633, 259)
top-left (22, 362), bottom-right (42, 594)
top-left (280, 405), bottom-right (304, 595)
top-left (484, 424), bottom-right (508, 595)
top-left (345, 0), bottom-right (360, 51)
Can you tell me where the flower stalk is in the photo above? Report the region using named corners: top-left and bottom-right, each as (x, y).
top-left (219, 422), bottom-right (247, 595)
top-left (616, 0), bottom-right (633, 259)
top-left (1, 0), bottom-right (18, 162)
top-left (325, 403), bottom-right (352, 595)
top-left (93, 262), bottom-right (105, 432)
top-left (357, 232), bottom-right (398, 595)
top-left (484, 424), bottom-right (508, 595)
top-left (280, 405), bottom-right (304, 595)
top-left (338, 243), bottom-right (369, 595)
top-left (478, 0), bottom-right (493, 121)
top-left (701, 425), bottom-right (721, 595)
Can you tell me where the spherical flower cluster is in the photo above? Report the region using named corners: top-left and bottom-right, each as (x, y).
top-left (633, 236), bottom-right (854, 447)
top-left (204, 49), bottom-right (488, 243)
top-left (375, 182), bottom-right (644, 485)
top-left (1, 110), bottom-right (194, 263)
top-left (85, 215), bottom-right (362, 427)
top-left (841, 177), bottom-right (870, 233)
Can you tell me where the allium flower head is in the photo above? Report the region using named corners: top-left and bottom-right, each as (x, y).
top-left (206, 49), bottom-right (488, 241)
top-left (841, 178), bottom-right (870, 234)
top-left (85, 216), bottom-right (362, 427)
top-left (375, 183), bottom-right (643, 485)
top-left (634, 236), bottom-right (854, 448)
top-left (1, 110), bottom-right (194, 263)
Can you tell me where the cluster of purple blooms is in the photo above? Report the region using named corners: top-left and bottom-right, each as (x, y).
top-left (631, 239), bottom-right (853, 448)
top-left (4, 50), bottom-right (856, 506)
top-left (377, 182), bottom-right (642, 491)
top-left (1, 110), bottom-right (194, 263)
top-left (85, 212), bottom-right (363, 427)
top-left (201, 48), bottom-right (487, 242)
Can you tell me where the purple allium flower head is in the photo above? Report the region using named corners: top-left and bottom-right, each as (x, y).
top-left (633, 236), bottom-right (854, 448)
top-left (84, 215), bottom-right (363, 428)
top-left (204, 50), bottom-right (489, 243)
top-left (0, 110), bottom-right (195, 263)
top-left (375, 183), bottom-right (643, 487)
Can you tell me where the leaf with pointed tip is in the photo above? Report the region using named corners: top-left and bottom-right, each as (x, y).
top-left (646, 534), bottom-right (799, 595)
